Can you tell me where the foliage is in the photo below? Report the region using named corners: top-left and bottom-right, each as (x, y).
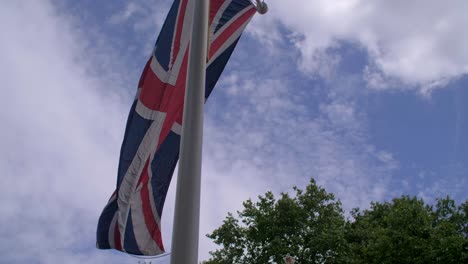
top-left (205, 179), bottom-right (347, 263)
top-left (205, 179), bottom-right (467, 264)
top-left (346, 196), bottom-right (467, 264)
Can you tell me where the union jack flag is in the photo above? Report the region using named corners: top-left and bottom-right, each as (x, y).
top-left (96, 0), bottom-right (257, 255)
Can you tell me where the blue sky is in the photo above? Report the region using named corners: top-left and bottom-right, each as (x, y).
top-left (1, 0), bottom-right (467, 263)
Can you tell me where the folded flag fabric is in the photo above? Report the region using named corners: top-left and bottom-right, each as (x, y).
top-left (96, 0), bottom-right (257, 255)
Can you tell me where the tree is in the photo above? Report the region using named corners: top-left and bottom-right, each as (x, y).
top-left (345, 196), bottom-right (467, 264)
top-left (205, 179), bottom-right (348, 264)
top-left (205, 179), bottom-right (467, 264)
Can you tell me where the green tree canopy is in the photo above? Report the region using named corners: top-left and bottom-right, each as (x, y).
top-left (205, 179), bottom-right (347, 263)
top-left (346, 196), bottom-right (467, 264)
top-left (205, 179), bottom-right (467, 264)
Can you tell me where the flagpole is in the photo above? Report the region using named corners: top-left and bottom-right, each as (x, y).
top-left (170, 0), bottom-right (208, 263)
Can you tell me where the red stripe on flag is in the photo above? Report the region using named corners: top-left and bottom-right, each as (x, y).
top-left (209, 0), bottom-right (225, 26)
top-left (175, 108), bottom-right (183, 128)
top-left (108, 190), bottom-right (117, 202)
top-left (114, 219), bottom-right (123, 251)
top-left (139, 59), bottom-right (170, 112)
top-left (160, 49), bottom-right (189, 112)
top-left (171, 0), bottom-right (188, 67)
top-left (139, 159), bottom-right (165, 251)
top-left (209, 7), bottom-right (256, 60)
top-left (138, 57), bottom-right (152, 89)
top-left (156, 50), bottom-right (189, 149)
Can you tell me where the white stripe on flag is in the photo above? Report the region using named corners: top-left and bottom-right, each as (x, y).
top-left (150, 55), bottom-right (172, 85)
top-left (208, 17), bottom-right (253, 65)
top-left (130, 179), bottom-right (163, 255)
top-left (117, 112), bottom-right (166, 245)
top-left (209, 0), bottom-right (232, 38)
top-left (135, 100), bottom-right (166, 121)
top-left (108, 212), bottom-right (118, 249)
top-left (171, 122), bottom-right (182, 135)
top-left (168, 0), bottom-right (194, 85)
top-left (211, 4), bottom-right (252, 42)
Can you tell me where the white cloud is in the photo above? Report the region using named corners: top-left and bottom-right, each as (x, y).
top-left (0, 1), bottom-right (133, 263)
top-left (250, 0), bottom-right (468, 92)
top-left (415, 163), bottom-right (467, 203)
top-left (108, 0), bottom-right (170, 32)
top-left (108, 2), bottom-right (142, 24)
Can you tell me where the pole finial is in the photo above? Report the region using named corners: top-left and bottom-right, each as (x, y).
top-left (255, 0), bottom-right (268, 14)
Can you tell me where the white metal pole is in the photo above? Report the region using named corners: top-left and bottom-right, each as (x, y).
top-left (170, 0), bottom-right (208, 263)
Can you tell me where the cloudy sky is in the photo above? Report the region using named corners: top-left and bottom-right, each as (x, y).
top-left (1, 0), bottom-right (467, 263)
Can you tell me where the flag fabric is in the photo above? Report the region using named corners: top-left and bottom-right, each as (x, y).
top-left (97, 0), bottom-right (257, 256)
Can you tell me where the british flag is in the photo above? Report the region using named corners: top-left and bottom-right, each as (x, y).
top-left (96, 0), bottom-right (257, 255)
